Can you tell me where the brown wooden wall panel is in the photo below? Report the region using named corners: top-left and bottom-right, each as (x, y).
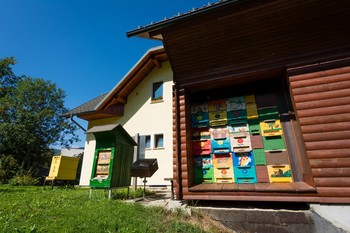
top-left (312, 168), bottom-right (350, 178)
top-left (299, 113), bottom-right (350, 126)
top-left (289, 64), bottom-right (350, 199)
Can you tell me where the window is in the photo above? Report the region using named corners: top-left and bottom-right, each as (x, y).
top-left (152, 81), bottom-right (163, 101)
top-left (154, 134), bottom-right (164, 148)
top-left (145, 135), bottom-right (151, 149)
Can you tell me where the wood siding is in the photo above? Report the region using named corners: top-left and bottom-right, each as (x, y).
top-left (288, 62), bottom-right (350, 201)
top-left (162, 0), bottom-right (350, 89)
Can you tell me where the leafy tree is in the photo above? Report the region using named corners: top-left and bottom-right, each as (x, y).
top-left (0, 57), bottom-right (79, 182)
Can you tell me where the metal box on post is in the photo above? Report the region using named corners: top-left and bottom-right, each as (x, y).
top-left (88, 124), bottom-right (136, 194)
top-left (45, 155), bottom-right (80, 187)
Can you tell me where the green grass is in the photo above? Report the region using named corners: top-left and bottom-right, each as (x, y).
top-left (0, 186), bottom-right (227, 233)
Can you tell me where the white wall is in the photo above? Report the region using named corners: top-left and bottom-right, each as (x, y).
top-left (79, 61), bottom-right (173, 186)
top-left (310, 204), bottom-right (350, 232)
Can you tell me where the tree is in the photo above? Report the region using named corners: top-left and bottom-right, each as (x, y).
top-left (0, 57), bottom-right (79, 182)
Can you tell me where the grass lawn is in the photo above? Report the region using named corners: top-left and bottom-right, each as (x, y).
top-left (0, 186), bottom-right (229, 233)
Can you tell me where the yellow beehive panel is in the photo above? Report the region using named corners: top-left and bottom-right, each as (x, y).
top-left (48, 156), bottom-right (79, 180)
top-left (267, 165), bottom-right (293, 183)
top-left (246, 104), bottom-right (258, 120)
top-left (244, 95), bottom-right (256, 105)
top-left (260, 119), bottom-right (283, 137)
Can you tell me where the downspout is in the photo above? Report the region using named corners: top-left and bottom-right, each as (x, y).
top-left (70, 115), bottom-right (87, 132)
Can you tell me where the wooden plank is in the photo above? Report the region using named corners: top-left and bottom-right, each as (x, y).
top-left (295, 96), bottom-right (350, 110)
top-left (314, 177), bottom-right (350, 187)
top-left (221, 183), bottom-right (238, 191)
top-left (303, 131), bottom-right (350, 142)
top-left (296, 105), bottom-right (350, 118)
top-left (301, 122), bottom-right (350, 134)
top-left (293, 88), bottom-right (350, 103)
top-left (308, 149), bottom-right (350, 159)
top-left (305, 139), bottom-right (350, 150)
top-left (312, 167), bottom-right (350, 177)
top-left (206, 183), bottom-right (224, 191)
top-left (290, 71), bottom-right (350, 88)
top-left (299, 113), bottom-right (350, 126)
top-left (316, 187), bottom-right (350, 197)
top-left (309, 158), bottom-right (350, 168)
top-left (291, 80), bottom-right (350, 96)
top-left (289, 66), bottom-right (350, 82)
top-left (237, 184), bottom-right (255, 192)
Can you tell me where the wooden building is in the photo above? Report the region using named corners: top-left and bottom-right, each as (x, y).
top-left (127, 0), bottom-right (350, 203)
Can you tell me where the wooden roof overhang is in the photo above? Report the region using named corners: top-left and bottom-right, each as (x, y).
top-left (127, 0), bottom-right (350, 91)
top-left (75, 47), bottom-right (168, 121)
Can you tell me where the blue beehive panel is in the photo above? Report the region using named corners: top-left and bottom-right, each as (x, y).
top-left (211, 138), bottom-right (231, 154)
top-left (233, 152), bottom-right (255, 167)
top-left (234, 166), bottom-right (257, 183)
top-left (192, 112), bottom-right (209, 128)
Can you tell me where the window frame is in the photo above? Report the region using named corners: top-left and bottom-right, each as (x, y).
top-left (154, 133), bottom-right (164, 149)
top-left (151, 81), bottom-right (164, 103)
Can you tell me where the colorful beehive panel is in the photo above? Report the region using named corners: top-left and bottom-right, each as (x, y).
top-left (209, 111), bottom-right (228, 126)
top-left (191, 102), bottom-right (208, 114)
top-left (244, 95), bottom-right (256, 105)
top-left (227, 110), bottom-right (247, 125)
top-left (252, 149), bottom-right (266, 165)
top-left (233, 152), bottom-right (255, 167)
top-left (267, 165), bottom-right (293, 183)
top-left (208, 99), bottom-right (227, 112)
top-left (194, 155), bottom-right (214, 184)
top-left (211, 138), bottom-right (231, 154)
top-left (229, 123), bottom-right (249, 137)
top-left (265, 150), bottom-right (289, 165)
top-left (234, 166), bottom-right (257, 183)
top-left (213, 153), bottom-right (234, 183)
top-left (258, 107), bottom-right (279, 121)
top-left (226, 96), bottom-right (246, 111)
top-left (230, 134), bottom-right (252, 153)
top-left (192, 128), bottom-right (211, 141)
top-left (210, 127), bottom-right (229, 140)
top-left (193, 140), bottom-right (212, 155)
top-left (263, 136), bottom-right (286, 150)
top-left (248, 118), bottom-right (261, 135)
top-left (251, 134), bottom-right (264, 149)
top-left (256, 166), bottom-right (269, 183)
top-left (246, 104), bottom-right (258, 120)
top-left (191, 112), bottom-right (209, 128)
top-left (260, 119), bottom-right (283, 137)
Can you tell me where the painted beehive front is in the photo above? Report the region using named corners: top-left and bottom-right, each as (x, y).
top-left (260, 119), bottom-right (283, 137)
top-left (230, 134), bottom-right (252, 153)
top-left (193, 140), bottom-right (212, 155)
top-left (194, 155), bottom-right (214, 183)
top-left (211, 138), bottom-right (231, 153)
top-left (209, 110), bottom-right (228, 126)
top-left (267, 165), bottom-right (293, 183)
top-left (213, 153), bottom-right (234, 183)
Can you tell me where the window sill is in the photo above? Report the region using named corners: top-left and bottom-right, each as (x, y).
top-left (151, 99), bottom-right (164, 104)
top-left (153, 147), bottom-right (165, 150)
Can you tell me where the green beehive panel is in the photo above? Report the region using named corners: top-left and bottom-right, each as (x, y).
top-left (253, 149), bottom-right (266, 165)
top-left (195, 167), bottom-right (214, 184)
top-left (258, 107), bottom-right (279, 121)
top-left (248, 118), bottom-right (261, 135)
top-left (263, 136), bottom-right (286, 150)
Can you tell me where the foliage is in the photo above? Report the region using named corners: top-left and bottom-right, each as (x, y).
top-left (8, 173), bottom-right (39, 186)
top-left (0, 57), bottom-right (79, 182)
top-left (111, 187), bottom-right (155, 200)
top-left (0, 186), bottom-right (226, 233)
top-left (0, 154), bottom-right (19, 184)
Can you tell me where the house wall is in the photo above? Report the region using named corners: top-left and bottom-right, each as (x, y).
top-left (79, 62), bottom-right (173, 186)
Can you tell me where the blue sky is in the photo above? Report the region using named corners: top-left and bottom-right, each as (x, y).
top-left (1, 0), bottom-right (212, 148)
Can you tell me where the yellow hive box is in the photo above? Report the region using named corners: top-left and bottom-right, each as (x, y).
top-left (47, 156), bottom-right (79, 181)
top-left (213, 154), bottom-right (234, 183)
top-left (260, 119), bottom-right (283, 137)
top-left (244, 95), bottom-right (256, 105)
top-left (246, 104), bottom-right (258, 120)
top-left (267, 165), bottom-right (293, 183)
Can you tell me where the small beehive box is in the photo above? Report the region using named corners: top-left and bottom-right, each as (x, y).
top-left (234, 166), bottom-right (257, 183)
top-left (194, 155), bottom-right (214, 184)
top-left (193, 140), bottom-right (212, 155)
top-left (211, 138), bottom-right (231, 154)
top-left (252, 149), bottom-right (266, 165)
top-left (251, 134), bottom-right (264, 149)
top-left (260, 119), bottom-right (283, 137)
top-left (210, 127), bottom-right (229, 140)
top-left (256, 166), bottom-right (269, 183)
top-left (209, 110), bottom-right (228, 126)
top-left (258, 107), bottom-right (279, 121)
top-left (229, 123), bottom-right (249, 137)
top-left (191, 102), bottom-right (208, 114)
top-left (208, 99), bottom-right (227, 112)
top-left (226, 96), bottom-right (246, 111)
top-left (263, 136), bottom-right (286, 150)
top-left (191, 112), bottom-right (209, 128)
top-left (244, 95), bottom-right (256, 105)
top-left (233, 152), bottom-right (255, 167)
top-left (213, 153), bottom-right (234, 183)
top-left (248, 118), bottom-right (261, 135)
top-left (267, 165), bottom-right (293, 183)
top-left (265, 150), bottom-right (289, 165)
top-left (230, 134), bottom-right (252, 153)
top-left (246, 104), bottom-right (259, 120)
top-left (192, 127), bottom-right (211, 141)
top-left (47, 156), bottom-right (79, 181)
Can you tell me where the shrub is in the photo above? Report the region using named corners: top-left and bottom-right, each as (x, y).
top-left (8, 174), bottom-right (39, 186)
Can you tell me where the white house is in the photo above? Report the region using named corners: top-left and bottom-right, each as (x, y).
top-left (63, 46), bottom-right (174, 186)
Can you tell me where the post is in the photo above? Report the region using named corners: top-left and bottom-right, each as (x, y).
top-left (133, 133), bottom-right (139, 191)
